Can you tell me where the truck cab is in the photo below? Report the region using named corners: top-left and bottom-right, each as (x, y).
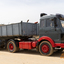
top-left (36, 14), bottom-right (64, 56)
top-left (39, 14), bottom-right (64, 43)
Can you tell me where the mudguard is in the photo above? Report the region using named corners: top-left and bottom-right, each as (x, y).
top-left (36, 36), bottom-right (55, 47)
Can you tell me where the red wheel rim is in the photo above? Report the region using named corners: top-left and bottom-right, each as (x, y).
top-left (41, 44), bottom-right (49, 53)
top-left (9, 44), bottom-right (14, 50)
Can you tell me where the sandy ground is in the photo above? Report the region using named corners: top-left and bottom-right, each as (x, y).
top-left (0, 49), bottom-right (64, 64)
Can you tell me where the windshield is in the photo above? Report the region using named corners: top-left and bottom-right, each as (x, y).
top-left (60, 19), bottom-right (64, 27)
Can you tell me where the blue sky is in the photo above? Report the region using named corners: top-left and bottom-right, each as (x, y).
top-left (0, 0), bottom-right (64, 24)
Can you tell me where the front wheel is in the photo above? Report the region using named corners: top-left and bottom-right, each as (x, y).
top-left (7, 40), bottom-right (19, 53)
top-left (39, 41), bottom-right (53, 56)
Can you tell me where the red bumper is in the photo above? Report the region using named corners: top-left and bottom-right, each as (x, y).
top-left (55, 43), bottom-right (64, 48)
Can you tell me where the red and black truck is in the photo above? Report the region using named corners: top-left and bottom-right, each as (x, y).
top-left (0, 13), bottom-right (64, 56)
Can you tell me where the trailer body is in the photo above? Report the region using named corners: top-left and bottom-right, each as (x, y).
top-left (0, 22), bottom-right (39, 37)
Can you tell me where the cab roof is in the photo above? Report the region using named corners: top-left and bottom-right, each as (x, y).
top-left (40, 15), bottom-right (56, 20)
top-left (40, 14), bottom-right (64, 20)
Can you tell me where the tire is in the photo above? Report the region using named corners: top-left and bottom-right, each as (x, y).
top-left (39, 41), bottom-right (53, 56)
top-left (7, 40), bottom-right (19, 53)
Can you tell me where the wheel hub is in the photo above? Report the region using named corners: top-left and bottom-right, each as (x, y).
top-left (9, 44), bottom-right (14, 50)
top-left (41, 44), bottom-right (49, 53)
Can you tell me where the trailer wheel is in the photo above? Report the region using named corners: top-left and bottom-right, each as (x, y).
top-left (39, 41), bottom-right (53, 56)
top-left (7, 40), bottom-right (18, 53)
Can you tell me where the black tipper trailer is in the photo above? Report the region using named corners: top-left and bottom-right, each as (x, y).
top-left (0, 21), bottom-right (39, 39)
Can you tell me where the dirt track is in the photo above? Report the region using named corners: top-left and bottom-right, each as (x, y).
top-left (0, 49), bottom-right (64, 64)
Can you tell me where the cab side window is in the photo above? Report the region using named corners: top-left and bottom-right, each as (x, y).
top-left (46, 18), bottom-right (54, 27)
top-left (40, 19), bottom-right (45, 28)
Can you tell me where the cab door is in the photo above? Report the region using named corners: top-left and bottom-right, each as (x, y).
top-left (39, 17), bottom-right (61, 43)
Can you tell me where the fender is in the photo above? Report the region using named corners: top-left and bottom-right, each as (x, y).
top-left (36, 36), bottom-right (55, 47)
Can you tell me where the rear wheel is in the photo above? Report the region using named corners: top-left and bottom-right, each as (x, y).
top-left (39, 41), bottom-right (53, 56)
top-left (7, 40), bottom-right (19, 53)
